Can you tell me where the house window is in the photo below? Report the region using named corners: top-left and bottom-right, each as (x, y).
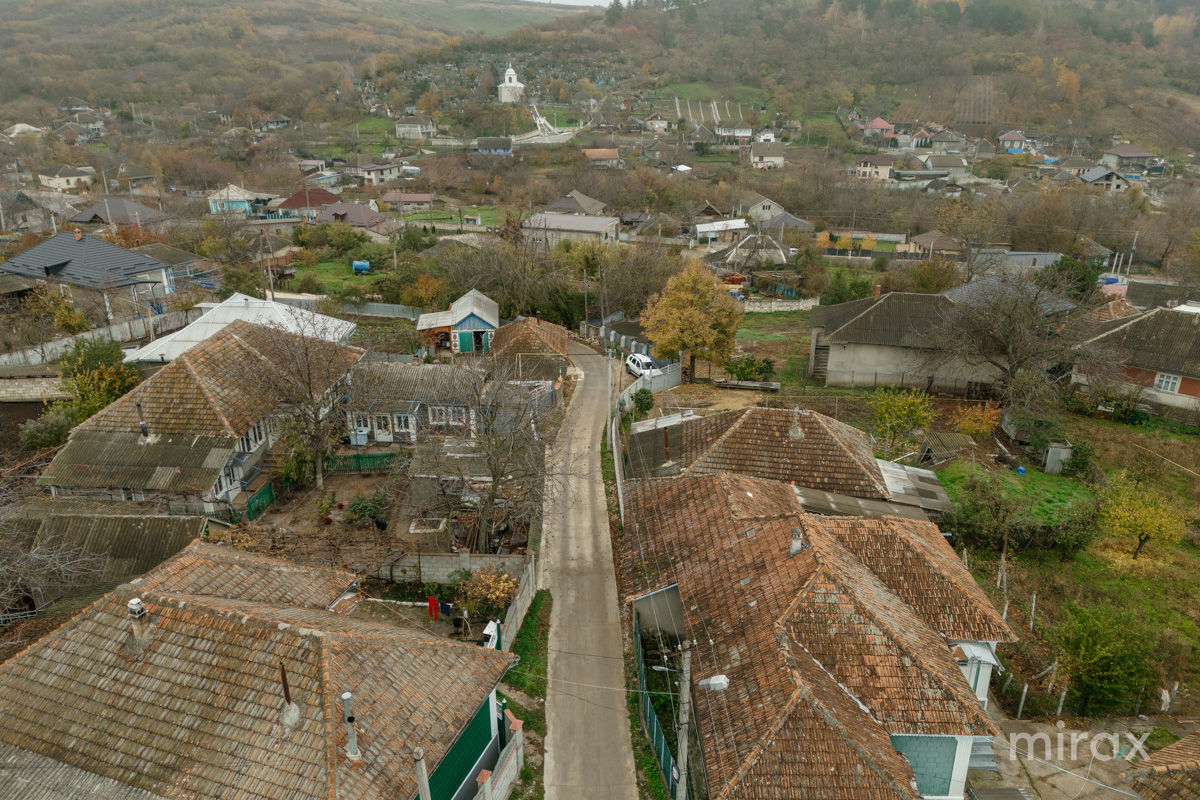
top-left (1154, 373), bottom-right (1181, 394)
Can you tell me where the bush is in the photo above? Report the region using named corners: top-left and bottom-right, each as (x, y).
top-left (1056, 601), bottom-right (1156, 715)
top-left (868, 388), bottom-right (933, 452)
top-left (952, 401), bottom-right (1001, 440)
top-left (297, 274), bottom-right (323, 294)
top-left (346, 491), bottom-right (388, 523)
top-left (18, 409), bottom-right (74, 449)
top-left (632, 388), bottom-right (654, 415)
top-left (456, 564), bottom-right (519, 619)
top-left (725, 354), bottom-right (776, 381)
top-left (1061, 441), bottom-right (1094, 478)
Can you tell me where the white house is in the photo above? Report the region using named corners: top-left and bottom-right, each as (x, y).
top-left (749, 141), bottom-right (786, 170)
top-left (522, 212), bottom-right (620, 248)
top-left (394, 114), bottom-right (437, 139)
top-left (498, 64), bottom-right (525, 104)
top-left (38, 165), bottom-right (95, 192)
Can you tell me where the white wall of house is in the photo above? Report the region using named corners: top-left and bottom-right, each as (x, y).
top-left (819, 341), bottom-right (1002, 394)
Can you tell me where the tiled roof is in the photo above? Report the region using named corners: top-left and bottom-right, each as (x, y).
top-left (622, 475), bottom-right (1000, 798)
top-left (1086, 307), bottom-right (1200, 378)
top-left (814, 292), bottom-right (952, 348)
top-left (351, 361), bottom-right (483, 412)
top-left (1127, 730), bottom-right (1200, 800)
top-left (131, 541), bottom-right (356, 609)
top-left (679, 407), bottom-right (891, 499)
top-left (815, 516), bottom-right (1014, 642)
top-left (277, 187), bottom-right (340, 209)
top-left (0, 545), bottom-right (512, 800)
top-left (79, 319), bottom-right (363, 437)
top-left (316, 202), bottom-right (385, 228)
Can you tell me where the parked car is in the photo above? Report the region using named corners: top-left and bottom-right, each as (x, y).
top-left (625, 353), bottom-right (663, 378)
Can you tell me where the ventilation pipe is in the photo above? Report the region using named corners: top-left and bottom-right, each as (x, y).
top-left (136, 401), bottom-right (148, 437)
top-left (413, 748), bottom-right (433, 800)
top-left (341, 692), bottom-right (361, 760)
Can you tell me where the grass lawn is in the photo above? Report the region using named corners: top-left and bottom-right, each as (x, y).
top-left (736, 310), bottom-right (812, 389)
top-left (694, 154), bottom-right (738, 163)
top-left (939, 460), bottom-right (1093, 526)
top-left (286, 260), bottom-right (377, 293)
top-left (407, 204), bottom-right (507, 227)
top-left (345, 116), bottom-right (393, 134)
top-left (668, 82), bottom-right (765, 106)
top-left (505, 589), bottom-right (551, 697)
top-left (543, 109), bottom-right (578, 128)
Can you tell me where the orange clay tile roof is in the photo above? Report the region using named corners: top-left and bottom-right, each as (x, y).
top-left (1127, 731), bottom-right (1200, 800)
top-left (0, 545), bottom-right (511, 800)
top-left (679, 407), bottom-right (891, 499)
top-left (818, 516), bottom-right (1015, 643)
top-left (130, 541), bottom-right (356, 609)
top-left (79, 319), bottom-right (364, 438)
top-left (622, 475), bottom-right (1002, 799)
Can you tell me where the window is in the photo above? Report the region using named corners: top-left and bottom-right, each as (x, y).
top-left (1154, 373), bottom-right (1181, 394)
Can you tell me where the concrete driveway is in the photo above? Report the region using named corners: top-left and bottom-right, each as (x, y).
top-left (541, 340), bottom-right (638, 800)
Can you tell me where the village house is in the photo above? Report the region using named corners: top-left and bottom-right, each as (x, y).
top-left (643, 111), bottom-right (669, 132)
top-left (545, 189), bottom-right (608, 216)
top-left (0, 190), bottom-right (79, 232)
top-left (920, 154), bottom-right (971, 182)
top-left (997, 129), bottom-right (1026, 152)
top-left (1078, 166), bottom-right (1130, 193)
top-left (1126, 730), bottom-right (1200, 800)
top-left (642, 138), bottom-right (681, 166)
top-left (256, 113), bottom-right (291, 132)
top-left (37, 164), bottom-right (95, 192)
top-left (733, 192), bottom-right (784, 224)
top-left (0, 541), bottom-right (522, 800)
top-left (0, 231), bottom-right (174, 320)
top-left (349, 161), bottom-right (403, 186)
top-left (749, 140), bottom-right (786, 169)
top-left (809, 291), bottom-right (1000, 394)
top-left (39, 320), bottom-right (364, 513)
top-left (348, 361), bottom-right (484, 444)
top-left (854, 153), bottom-right (895, 180)
top-left (394, 113), bottom-right (438, 139)
top-left (381, 190), bottom-right (436, 214)
top-left (1101, 143), bottom-right (1155, 171)
top-left (416, 289), bottom-right (500, 355)
top-left (207, 184), bottom-right (276, 215)
top-left (477, 136), bottom-right (513, 156)
top-left (275, 186), bottom-right (341, 221)
top-left (125, 292), bottom-right (355, 364)
top-left (489, 316), bottom-right (571, 380)
top-left (68, 198), bottom-right (169, 228)
top-left (522, 212), bottom-right (620, 248)
top-left (316, 201), bottom-right (388, 233)
top-left (582, 148), bottom-right (623, 168)
top-left (116, 163), bottom-right (159, 196)
top-left (132, 242), bottom-right (220, 294)
top-left (908, 229), bottom-right (965, 258)
top-left (1074, 304), bottom-right (1200, 420)
top-left (694, 217), bottom-right (749, 244)
top-left (622, 473), bottom-right (1010, 800)
top-left (714, 118), bottom-right (753, 143)
top-left (626, 406), bottom-right (953, 519)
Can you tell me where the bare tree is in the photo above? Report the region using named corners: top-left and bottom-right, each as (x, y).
top-left (224, 314), bottom-right (365, 491)
top-left (925, 269), bottom-right (1113, 408)
top-left (410, 357), bottom-right (567, 553)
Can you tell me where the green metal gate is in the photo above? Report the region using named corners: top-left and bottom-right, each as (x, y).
top-left (421, 700), bottom-right (495, 800)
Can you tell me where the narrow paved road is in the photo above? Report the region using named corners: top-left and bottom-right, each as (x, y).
top-left (542, 340), bottom-right (638, 800)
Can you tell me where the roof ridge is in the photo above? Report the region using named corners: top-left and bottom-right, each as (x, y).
top-left (684, 409), bottom-right (750, 474)
top-left (177, 348), bottom-right (239, 436)
top-left (813, 414), bottom-right (890, 498)
top-left (823, 294), bottom-right (887, 339)
top-left (318, 635), bottom-right (341, 800)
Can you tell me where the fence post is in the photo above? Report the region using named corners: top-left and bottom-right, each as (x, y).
top-left (1017, 683), bottom-right (1028, 719)
top-left (1029, 592), bottom-right (1037, 631)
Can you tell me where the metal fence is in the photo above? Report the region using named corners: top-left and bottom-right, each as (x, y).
top-left (245, 482), bottom-right (275, 520)
top-left (273, 295), bottom-right (421, 321)
top-left (324, 451), bottom-right (409, 473)
top-left (617, 363), bottom-right (683, 413)
top-left (634, 618), bottom-right (682, 799)
top-left (579, 321), bottom-right (655, 358)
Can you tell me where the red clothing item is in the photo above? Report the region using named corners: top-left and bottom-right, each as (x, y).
top-left (428, 596), bottom-right (439, 620)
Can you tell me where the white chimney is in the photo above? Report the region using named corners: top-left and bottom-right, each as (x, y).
top-left (789, 528), bottom-right (807, 557)
top-left (126, 597), bottom-right (153, 649)
top-left (341, 691), bottom-right (361, 760)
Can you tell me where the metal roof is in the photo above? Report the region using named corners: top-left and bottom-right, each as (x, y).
top-left (522, 212), bottom-right (619, 233)
top-left (0, 232), bottom-right (166, 289)
top-left (68, 198), bottom-right (168, 226)
top-left (125, 292), bottom-right (355, 363)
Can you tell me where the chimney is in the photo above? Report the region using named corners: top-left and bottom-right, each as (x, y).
top-left (341, 692), bottom-right (362, 760)
top-left (279, 661), bottom-right (301, 731)
top-left (136, 401), bottom-right (148, 437)
top-left (126, 597), bottom-right (154, 650)
top-left (789, 527), bottom-right (808, 557)
top-left (413, 748), bottom-right (433, 800)
top-left (73, 229), bottom-right (82, 241)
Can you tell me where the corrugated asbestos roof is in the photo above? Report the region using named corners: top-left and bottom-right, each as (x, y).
top-left (545, 189), bottom-right (606, 215)
top-left (1087, 307), bottom-right (1200, 377)
top-left (34, 515), bottom-right (205, 584)
top-left (0, 232), bottom-right (167, 289)
top-left (37, 430), bottom-right (234, 493)
top-left (816, 292), bottom-right (953, 348)
top-left (679, 407), bottom-right (892, 499)
top-left (622, 475), bottom-right (1003, 799)
top-left (0, 541), bottom-right (512, 800)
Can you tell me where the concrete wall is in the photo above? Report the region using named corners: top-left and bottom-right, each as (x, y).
top-left (499, 555), bottom-right (537, 653)
top-left (824, 342), bottom-right (1001, 396)
top-left (475, 711), bottom-right (525, 800)
top-left (0, 308), bottom-right (202, 366)
top-left (374, 551), bottom-right (526, 583)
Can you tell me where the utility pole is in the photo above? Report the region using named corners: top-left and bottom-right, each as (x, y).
top-left (675, 646), bottom-right (691, 800)
top-left (1128, 230), bottom-right (1139, 275)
